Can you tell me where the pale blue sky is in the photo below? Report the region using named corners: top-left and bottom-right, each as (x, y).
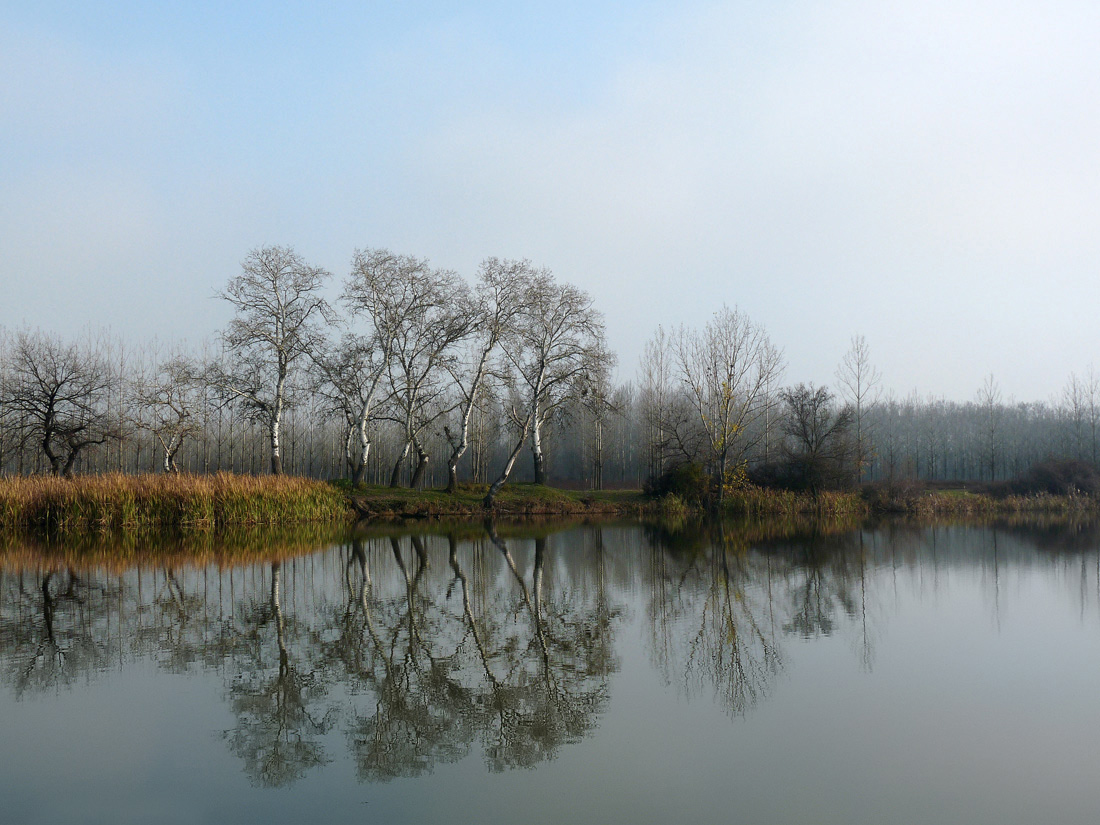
top-left (4, 0), bottom-right (1099, 401)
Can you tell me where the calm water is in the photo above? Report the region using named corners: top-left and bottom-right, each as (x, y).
top-left (3, 519), bottom-right (1100, 824)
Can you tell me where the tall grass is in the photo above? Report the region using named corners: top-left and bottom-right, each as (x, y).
top-left (719, 487), bottom-right (867, 517)
top-left (0, 473), bottom-right (352, 532)
top-left (861, 483), bottom-right (1100, 516)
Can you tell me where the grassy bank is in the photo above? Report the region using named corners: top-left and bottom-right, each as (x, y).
top-left (861, 485), bottom-right (1100, 516)
top-left (655, 485), bottom-right (1100, 519)
top-left (0, 473), bottom-right (352, 532)
top-left (5, 472), bottom-right (1094, 535)
top-left (339, 481), bottom-right (649, 520)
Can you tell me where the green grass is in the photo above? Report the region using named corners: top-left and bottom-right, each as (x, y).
top-left (336, 480), bottom-right (649, 520)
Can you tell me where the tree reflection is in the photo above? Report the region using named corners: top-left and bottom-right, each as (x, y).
top-left (645, 523), bottom-right (782, 716)
top-left (0, 567), bottom-right (117, 696)
top-left (323, 526), bottom-right (620, 779)
top-left (337, 536), bottom-right (477, 781)
top-left (3, 518), bottom-right (1098, 785)
top-left (223, 561), bottom-right (334, 787)
top-left (480, 525), bottom-right (618, 770)
top-left (774, 532), bottom-right (860, 639)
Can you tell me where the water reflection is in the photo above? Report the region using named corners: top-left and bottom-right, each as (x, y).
top-left (2, 517), bottom-right (1100, 788)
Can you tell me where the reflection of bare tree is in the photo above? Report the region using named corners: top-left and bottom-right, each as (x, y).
top-left (323, 526), bottom-right (621, 779)
top-left (338, 536), bottom-right (477, 782)
top-left (481, 525), bottom-right (619, 770)
top-left (0, 568), bottom-right (116, 696)
top-left (779, 534), bottom-right (858, 639)
top-left (646, 524), bottom-right (781, 716)
top-left (223, 561), bottom-right (334, 787)
top-left (0, 539), bottom-right (613, 786)
top-left (10, 518), bottom-right (1095, 786)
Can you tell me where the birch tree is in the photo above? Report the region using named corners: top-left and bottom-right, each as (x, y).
top-left (342, 248), bottom-right (471, 488)
top-left (485, 269), bottom-right (606, 506)
top-left (212, 245), bottom-right (334, 475)
top-left (310, 333), bottom-right (389, 484)
top-left (639, 326), bottom-right (675, 479)
top-left (977, 373), bottom-right (1002, 481)
top-left (442, 258), bottom-right (527, 493)
top-left (576, 343), bottom-right (619, 490)
top-left (134, 353), bottom-right (204, 473)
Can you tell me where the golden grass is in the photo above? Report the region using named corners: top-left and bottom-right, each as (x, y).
top-left (0, 472), bottom-right (352, 532)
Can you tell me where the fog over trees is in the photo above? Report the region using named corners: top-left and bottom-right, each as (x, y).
top-left (2, 243), bottom-right (1098, 489)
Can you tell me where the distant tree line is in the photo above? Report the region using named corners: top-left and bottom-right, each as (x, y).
top-left (1, 244), bottom-right (1098, 494)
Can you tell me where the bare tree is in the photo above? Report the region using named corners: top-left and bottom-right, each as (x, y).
top-left (0, 329), bottom-right (118, 476)
top-left (310, 332), bottom-right (389, 484)
top-left (1062, 371), bottom-right (1087, 461)
top-left (134, 353), bottom-right (204, 473)
top-left (780, 383), bottom-right (854, 496)
top-left (1062, 366), bottom-right (1100, 466)
top-left (977, 373), bottom-right (1002, 481)
top-left (484, 269), bottom-right (607, 506)
top-left (674, 306), bottom-right (784, 504)
top-left (835, 334), bottom-right (881, 483)
top-left (576, 341), bottom-right (619, 490)
top-left (1086, 366), bottom-right (1100, 465)
top-left (342, 249), bottom-right (471, 488)
top-left (442, 258), bottom-right (527, 493)
top-left (211, 245), bottom-right (334, 475)
top-left (639, 326), bottom-right (675, 480)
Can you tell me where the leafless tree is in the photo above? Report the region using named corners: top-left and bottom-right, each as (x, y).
top-left (1062, 371), bottom-right (1087, 461)
top-left (977, 373), bottom-right (1002, 481)
top-left (835, 334), bottom-right (881, 484)
top-left (576, 341), bottom-right (619, 490)
top-left (780, 383), bottom-right (854, 496)
top-left (484, 269), bottom-right (607, 507)
top-left (442, 258), bottom-right (527, 493)
top-left (342, 248), bottom-right (472, 489)
top-left (310, 332), bottom-right (389, 483)
top-left (1085, 367), bottom-right (1100, 466)
top-left (639, 326), bottom-right (675, 479)
top-left (0, 329), bottom-right (119, 476)
top-left (674, 306), bottom-right (784, 504)
top-left (211, 245), bottom-right (334, 475)
top-left (134, 353), bottom-right (204, 473)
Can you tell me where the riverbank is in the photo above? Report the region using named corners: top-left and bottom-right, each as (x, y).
top-left (3, 473), bottom-right (1097, 535)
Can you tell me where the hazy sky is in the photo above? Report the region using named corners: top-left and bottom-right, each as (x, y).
top-left (4, 0), bottom-right (1099, 402)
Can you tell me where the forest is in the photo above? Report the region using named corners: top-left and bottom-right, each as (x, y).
top-left (2, 245), bottom-right (1098, 500)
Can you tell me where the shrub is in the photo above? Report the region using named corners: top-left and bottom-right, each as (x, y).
top-left (644, 462), bottom-right (709, 503)
top-left (1003, 459), bottom-right (1100, 497)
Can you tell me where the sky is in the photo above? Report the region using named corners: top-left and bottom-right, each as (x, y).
top-left (3, 0), bottom-right (1100, 402)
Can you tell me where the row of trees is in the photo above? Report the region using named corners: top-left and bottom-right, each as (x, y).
top-left (1, 244), bottom-right (1097, 493)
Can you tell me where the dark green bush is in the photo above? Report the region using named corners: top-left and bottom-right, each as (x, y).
top-left (1002, 459), bottom-right (1100, 496)
top-left (644, 462), bottom-right (710, 503)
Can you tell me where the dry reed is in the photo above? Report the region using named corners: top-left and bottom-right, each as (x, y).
top-left (0, 473), bottom-right (352, 532)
